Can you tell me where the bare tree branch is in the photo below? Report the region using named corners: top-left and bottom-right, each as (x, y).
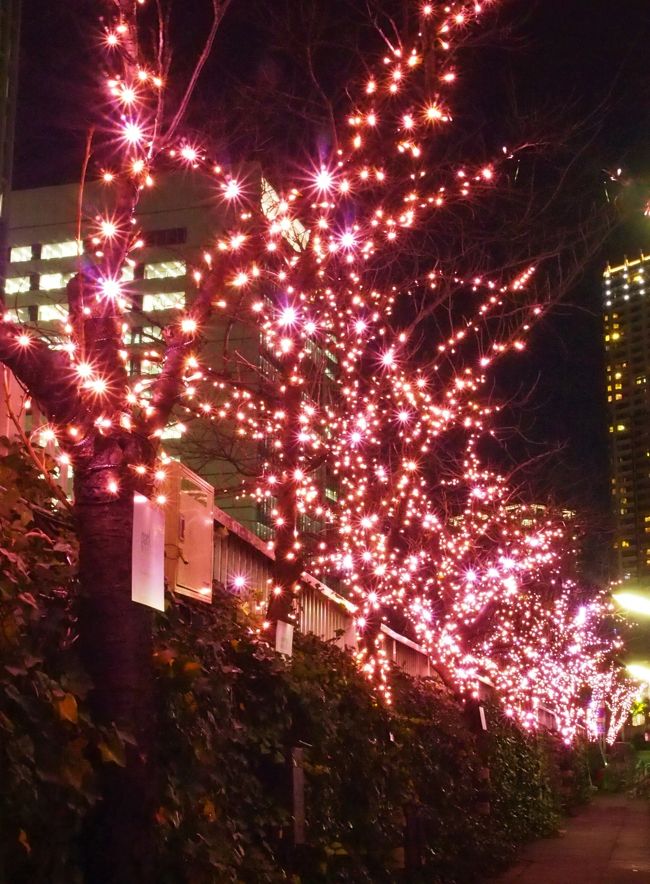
top-left (0, 323), bottom-right (88, 430)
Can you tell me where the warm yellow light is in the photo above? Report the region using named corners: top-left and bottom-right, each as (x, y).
top-left (627, 663), bottom-right (650, 683)
top-left (614, 592), bottom-right (650, 617)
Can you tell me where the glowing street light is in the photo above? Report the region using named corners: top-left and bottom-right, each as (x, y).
top-left (627, 663), bottom-right (650, 683)
top-left (613, 591), bottom-right (650, 618)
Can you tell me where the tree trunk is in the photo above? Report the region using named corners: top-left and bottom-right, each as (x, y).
top-left (266, 474), bottom-right (303, 628)
top-left (74, 437), bottom-right (155, 884)
top-left (266, 380), bottom-right (304, 632)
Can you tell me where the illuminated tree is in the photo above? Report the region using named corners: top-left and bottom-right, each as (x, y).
top-left (0, 0), bottom-right (622, 876)
top-left (177, 0), bottom-right (605, 651)
top-left (586, 666), bottom-right (640, 745)
top-left (397, 451), bottom-right (630, 741)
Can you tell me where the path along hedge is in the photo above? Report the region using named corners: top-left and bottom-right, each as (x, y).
top-left (0, 445), bottom-right (591, 883)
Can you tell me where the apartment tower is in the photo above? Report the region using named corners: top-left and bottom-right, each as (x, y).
top-left (604, 254), bottom-right (650, 583)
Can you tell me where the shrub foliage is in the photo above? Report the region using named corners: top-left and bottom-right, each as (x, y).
top-left (1, 447), bottom-right (590, 883)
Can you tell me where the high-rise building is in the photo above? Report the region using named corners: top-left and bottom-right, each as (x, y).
top-left (0, 0), bottom-right (21, 290)
top-left (603, 253), bottom-right (650, 583)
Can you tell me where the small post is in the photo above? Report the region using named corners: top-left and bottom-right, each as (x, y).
top-left (292, 746), bottom-right (306, 845)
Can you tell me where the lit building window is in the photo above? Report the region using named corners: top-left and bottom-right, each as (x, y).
top-left (161, 425), bottom-right (183, 440)
top-left (40, 272), bottom-right (74, 291)
top-left (124, 326), bottom-right (165, 344)
top-left (4, 307), bottom-right (30, 322)
top-left (9, 245), bottom-right (31, 262)
top-left (4, 276), bottom-right (30, 294)
top-left (140, 359), bottom-right (162, 375)
top-left (41, 240), bottom-right (81, 260)
top-left (38, 304), bottom-right (68, 322)
top-left (142, 326), bottom-right (164, 340)
top-left (142, 292), bottom-right (186, 311)
top-left (261, 178), bottom-right (310, 252)
top-left (143, 260), bottom-right (186, 280)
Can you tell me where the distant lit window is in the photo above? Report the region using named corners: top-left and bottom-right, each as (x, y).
top-left (143, 260), bottom-right (186, 280)
top-left (41, 240), bottom-right (81, 260)
top-left (3, 307), bottom-right (30, 322)
top-left (161, 425), bottom-right (183, 440)
top-left (124, 325), bottom-right (164, 344)
top-left (38, 304), bottom-right (68, 322)
top-left (140, 359), bottom-right (162, 375)
top-left (122, 266), bottom-right (135, 282)
top-left (261, 178), bottom-right (310, 252)
top-left (617, 424), bottom-right (626, 432)
top-left (142, 326), bottom-right (164, 340)
top-left (142, 292), bottom-right (185, 311)
top-left (10, 245), bottom-right (31, 262)
top-left (4, 276), bottom-right (30, 294)
top-left (40, 272), bottom-right (74, 291)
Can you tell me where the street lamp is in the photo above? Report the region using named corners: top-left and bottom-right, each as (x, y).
top-left (627, 662), bottom-right (650, 683)
top-left (613, 591), bottom-right (650, 618)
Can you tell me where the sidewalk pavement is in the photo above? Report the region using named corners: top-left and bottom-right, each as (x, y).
top-left (490, 794), bottom-right (650, 883)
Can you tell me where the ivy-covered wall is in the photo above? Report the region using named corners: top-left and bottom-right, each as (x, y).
top-left (0, 446), bottom-right (591, 883)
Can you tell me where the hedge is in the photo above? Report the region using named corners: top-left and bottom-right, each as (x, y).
top-left (0, 445), bottom-right (591, 883)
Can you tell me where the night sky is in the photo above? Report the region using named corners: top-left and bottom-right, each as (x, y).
top-left (12, 0), bottom-right (650, 555)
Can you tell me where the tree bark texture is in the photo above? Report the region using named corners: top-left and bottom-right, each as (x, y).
top-left (74, 434), bottom-right (155, 884)
top-left (266, 473), bottom-right (303, 627)
top-left (265, 380), bottom-right (304, 628)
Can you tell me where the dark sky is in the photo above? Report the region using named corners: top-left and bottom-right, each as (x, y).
top-left (12, 0), bottom-right (650, 545)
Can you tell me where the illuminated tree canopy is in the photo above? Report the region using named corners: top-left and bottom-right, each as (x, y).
top-left (0, 0), bottom-right (637, 773)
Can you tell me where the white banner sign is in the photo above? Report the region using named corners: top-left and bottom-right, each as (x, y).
top-left (132, 495), bottom-right (165, 611)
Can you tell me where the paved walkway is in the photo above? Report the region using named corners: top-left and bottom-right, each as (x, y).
top-left (490, 794), bottom-right (650, 883)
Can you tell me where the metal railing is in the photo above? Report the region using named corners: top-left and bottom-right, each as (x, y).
top-left (212, 505), bottom-right (433, 672)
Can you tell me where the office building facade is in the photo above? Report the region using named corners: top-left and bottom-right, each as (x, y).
top-left (3, 172), bottom-right (338, 539)
top-left (3, 172), bottom-right (264, 511)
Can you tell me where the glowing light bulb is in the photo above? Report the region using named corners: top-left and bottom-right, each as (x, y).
top-left (100, 278), bottom-right (122, 300)
top-left (224, 179), bottom-right (241, 199)
top-left (123, 122), bottom-right (143, 144)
